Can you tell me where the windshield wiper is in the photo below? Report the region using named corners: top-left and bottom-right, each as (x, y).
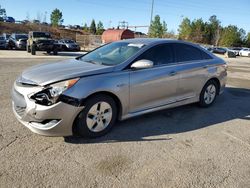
top-left (84, 60), bottom-right (99, 65)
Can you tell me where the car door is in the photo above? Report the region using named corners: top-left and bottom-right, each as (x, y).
top-left (173, 43), bottom-right (211, 101)
top-left (129, 43), bottom-right (180, 113)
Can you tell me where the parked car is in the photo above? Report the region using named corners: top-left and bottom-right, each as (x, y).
top-left (4, 16), bottom-right (15, 23)
top-left (0, 33), bottom-right (10, 49)
top-left (209, 47), bottom-right (227, 54)
top-left (58, 39), bottom-right (80, 51)
top-left (0, 35), bottom-right (7, 49)
top-left (224, 50), bottom-right (236, 58)
top-left (229, 47), bottom-right (242, 56)
top-left (27, 31), bottom-right (59, 55)
top-left (8, 33), bottom-right (28, 50)
top-left (239, 48), bottom-right (250, 57)
top-left (12, 39), bottom-right (227, 138)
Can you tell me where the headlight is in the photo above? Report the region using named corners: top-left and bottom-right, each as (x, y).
top-left (31, 78), bottom-right (79, 106)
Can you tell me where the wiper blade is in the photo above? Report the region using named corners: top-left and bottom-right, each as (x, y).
top-left (84, 60), bottom-right (98, 64)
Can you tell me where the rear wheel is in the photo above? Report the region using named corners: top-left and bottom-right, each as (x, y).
top-left (199, 80), bottom-right (218, 107)
top-left (53, 48), bottom-right (58, 55)
top-left (31, 45), bottom-right (36, 55)
top-left (74, 94), bottom-right (117, 138)
top-left (46, 50), bottom-right (51, 54)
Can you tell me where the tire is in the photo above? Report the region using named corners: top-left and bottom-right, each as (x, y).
top-left (27, 45), bottom-right (31, 53)
top-left (46, 50), bottom-right (51, 54)
top-left (199, 80), bottom-right (219, 107)
top-left (53, 48), bottom-right (58, 55)
top-left (31, 45), bottom-right (36, 55)
top-left (74, 94), bottom-right (117, 138)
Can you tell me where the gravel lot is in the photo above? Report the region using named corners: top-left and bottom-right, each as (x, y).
top-left (0, 51), bottom-right (250, 188)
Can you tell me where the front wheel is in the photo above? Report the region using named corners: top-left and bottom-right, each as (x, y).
top-left (53, 47), bottom-right (58, 55)
top-left (31, 45), bottom-right (36, 55)
top-left (199, 80), bottom-right (218, 107)
top-left (74, 95), bottom-right (117, 138)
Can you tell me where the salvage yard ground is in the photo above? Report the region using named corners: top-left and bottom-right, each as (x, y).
top-left (0, 51), bottom-right (250, 187)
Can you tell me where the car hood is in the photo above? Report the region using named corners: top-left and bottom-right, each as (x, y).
top-left (20, 59), bottom-right (114, 86)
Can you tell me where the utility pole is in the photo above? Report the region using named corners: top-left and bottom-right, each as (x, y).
top-left (149, 0), bottom-right (155, 33)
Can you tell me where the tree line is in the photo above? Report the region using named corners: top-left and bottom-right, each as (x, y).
top-left (149, 14), bottom-right (250, 47)
top-left (48, 8), bottom-right (250, 46)
top-left (50, 9), bottom-right (104, 35)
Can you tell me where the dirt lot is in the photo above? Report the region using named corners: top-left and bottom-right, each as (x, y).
top-left (0, 51), bottom-right (250, 188)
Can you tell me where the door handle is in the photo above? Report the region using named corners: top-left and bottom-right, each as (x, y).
top-left (169, 71), bottom-right (177, 76)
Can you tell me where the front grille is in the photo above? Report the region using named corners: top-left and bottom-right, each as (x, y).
top-left (12, 89), bottom-right (27, 117)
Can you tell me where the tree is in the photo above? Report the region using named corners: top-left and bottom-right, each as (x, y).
top-left (208, 15), bottom-right (221, 46)
top-left (90, 19), bottom-right (96, 34)
top-left (246, 32), bottom-right (250, 47)
top-left (83, 23), bottom-right (88, 32)
top-left (219, 25), bottom-right (245, 47)
top-left (162, 21), bottom-right (167, 35)
top-left (149, 15), bottom-right (167, 38)
top-left (0, 5), bottom-right (6, 18)
top-left (178, 17), bottom-right (192, 40)
top-left (190, 18), bottom-right (205, 43)
top-left (96, 21), bottom-right (105, 35)
top-left (50, 8), bottom-right (63, 27)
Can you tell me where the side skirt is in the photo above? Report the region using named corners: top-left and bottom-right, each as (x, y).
top-left (121, 96), bottom-right (198, 120)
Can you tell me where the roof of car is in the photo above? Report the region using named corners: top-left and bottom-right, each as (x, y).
top-left (121, 38), bottom-right (179, 45)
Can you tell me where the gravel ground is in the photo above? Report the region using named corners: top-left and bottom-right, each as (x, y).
top-left (0, 51), bottom-right (250, 188)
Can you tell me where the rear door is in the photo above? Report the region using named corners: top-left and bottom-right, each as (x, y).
top-left (129, 43), bottom-right (180, 113)
top-left (173, 43), bottom-right (212, 101)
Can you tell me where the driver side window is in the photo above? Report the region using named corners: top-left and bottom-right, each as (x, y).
top-left (136, 44), bottom-right (175, 66)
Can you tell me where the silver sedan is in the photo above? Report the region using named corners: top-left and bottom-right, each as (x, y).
top-left (12, 39), bottom-right (227, 137)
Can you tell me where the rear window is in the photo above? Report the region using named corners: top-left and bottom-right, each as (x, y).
top-left (174, 43), bottom-right (212, 62)
top-left (0, 36), bottom-right (5, 40)
top-left (33, 32), bottom-right (51, 38)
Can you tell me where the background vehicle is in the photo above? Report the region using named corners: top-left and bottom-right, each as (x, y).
top-left (58, 39), bottom-right (80, 51)
top-left (209, 47), bottom-right (227, 54)
top-left (8, 33), bottom-right (28, 50)
top-left (27, 31), bottom-right (59, 55)
top-left (229, 47), bottom-right (242, 56)
top-left (0, 35), bottom-right (8, 49)
top-left (239, 48), bottom-right (250, 57)
top-left (12, 39), bottom-right (227, 138)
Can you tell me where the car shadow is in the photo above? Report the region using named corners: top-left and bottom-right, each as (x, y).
top-left (64, 87), bottom-right (250, 144)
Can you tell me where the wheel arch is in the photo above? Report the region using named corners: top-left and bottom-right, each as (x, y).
top-left (72, 91), bottom-right (123, 136)
top-left (81, 91), bottom-right (123, 120)
top-left (204, 77), bottom-right (221, 95)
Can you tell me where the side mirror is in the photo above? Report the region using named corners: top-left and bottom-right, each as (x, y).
top-left (131, 59), bottom-right (154, 70)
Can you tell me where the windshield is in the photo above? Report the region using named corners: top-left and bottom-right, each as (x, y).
top-left (16, 35), bottom-right (28, 40)
top-left (33, 32), bottom-right (51, 38)
top-left (80, 42), bottom-right (144, 66)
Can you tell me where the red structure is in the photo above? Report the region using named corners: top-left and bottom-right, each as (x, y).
top-left (101, 29), bottom-right (135, 43)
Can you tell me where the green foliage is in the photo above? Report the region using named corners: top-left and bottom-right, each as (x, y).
top-left (219, 25), bottom-right (246, 47)
top-left (178, 15), bottom-right (246, 47)
top-left (149, 15), bottom-right (167, 38)
top-left (90, 19), bottom-right (96, 34)
top-left (190, 18), bottom-right (205, 43)
top-left (96, 21), bottom-right (105, 35)
top-left (246, 32), bottom-right (250, 47)
top-left (50, 9), bottom-right (63, 27)
top-left (178, 17), bottom-right (192, 40)
top-left (83, 23), bottom-right (88, 32)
